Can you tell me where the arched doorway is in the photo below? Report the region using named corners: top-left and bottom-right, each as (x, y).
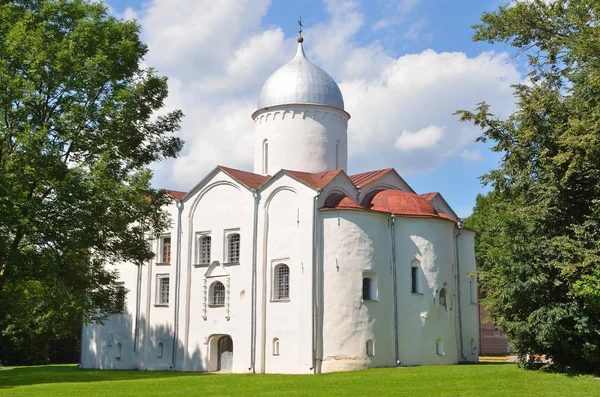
top-left (217, 336), bottom-right (233, 371)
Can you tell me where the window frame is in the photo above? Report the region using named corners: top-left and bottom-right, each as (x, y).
top-left (273, 263), bottom-right (290, 301)
top-left (115, 282), bottom-right (127, 313)
top-left (366, 339), bottom-right (375, 356)
top-left (209, 280), bottom-right (226, 307)
top-left (410, 260), bottom-right (423, 295)
top-left (436, 339), bottom-right (444, 356)
top-left (155, 274), bottom-right (170, 306)
top-left (439, 287), bottom-right (447, 310)
top-left (224, 229), bottom-right (241, 264)
top-left (196, 232), bottom-right (212, 266)
top-left (362, 272), bottom-right (378, 302)
top-left (157, 234), bottom-right (172, 265)
top-left (272, 338), bottom-right (280, 356)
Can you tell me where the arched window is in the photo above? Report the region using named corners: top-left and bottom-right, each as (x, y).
top-left (362, 278), bottom-right (372, 300)
top-left (410, 260), bottom-right (421, 294)
top-left (439, 288), bottom-right (447, 310)
top-left (263, 140), bottom-right (269, 175)
top-left (273, 338), bottom-right (280, 356)
top-left (158, 342), bottom-right (164, 358)
top-left (227, 233), bottom-right (240, 263)
top-left (209, 281), bottom-right (226, 306)
top-left (436, 339), bottom-right (444, 356)
top-left (366, 340), bottom-right (374, 356)
top-left (199, 235), bottom-right (211, 265)
top-left (274, 264), bottom-right (290, 300)
top-left (471, 338), bottom-right (477, 356)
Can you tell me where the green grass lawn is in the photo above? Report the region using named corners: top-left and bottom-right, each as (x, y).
top-left (0, 363), bottom-right (599, 396)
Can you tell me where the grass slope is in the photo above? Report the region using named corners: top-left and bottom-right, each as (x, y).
top-left (0, 364), bottom-right (599, 396)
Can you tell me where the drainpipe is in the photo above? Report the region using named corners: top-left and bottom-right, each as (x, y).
top-left (133, 262), bottom-right (142, 351)
top-left (250, 189), bottom-right (259, 372)
top-left (133, 222), bottom-right (145, 352)
top-left (455, 219), bottom-right (467, 361)
top-left (311, 188), bottom-right (322, 373)
top-left (171, 200), bottom-right (184, 368)
top-left (390, 214), bottom-right (400, 365)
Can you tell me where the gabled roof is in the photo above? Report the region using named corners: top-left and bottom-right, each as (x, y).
top-left (164, 189), bottom-right (186, 200)
top-left (218, 166), bottom-right (270, 189)
top-left (283, 169), bottom-right (343, 189)
top-left (349, 168), bottom-right (394, 187)
top-left (420, 192), bottom-right (459, 221)
top-left (349, 168), bottom-right (415, 193)
top-left (420, 192), bottom-right (438, 201)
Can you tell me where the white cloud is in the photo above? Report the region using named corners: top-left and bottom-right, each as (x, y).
top-left (461, 148), bottom-right (484, 163)
top-left (119, 0), bottom-right (523, 189)
top-left (395, 125), bottom-right (445, 151)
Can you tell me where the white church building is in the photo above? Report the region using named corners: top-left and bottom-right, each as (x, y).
top-left (80, 34), bottom-right (479, 374)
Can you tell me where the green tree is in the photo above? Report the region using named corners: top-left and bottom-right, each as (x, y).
top-left (459, 0), bottom-right (600, 372)
top-left (0, 0), bottom-right (183, 364)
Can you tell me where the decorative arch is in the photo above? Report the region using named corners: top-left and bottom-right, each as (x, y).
top-left (188, 180), bottom-right (242, 220)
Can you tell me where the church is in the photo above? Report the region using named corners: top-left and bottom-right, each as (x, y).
top-left (80, 32), bottom-right (479, 374)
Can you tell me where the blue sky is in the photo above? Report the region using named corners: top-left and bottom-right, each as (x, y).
top-left (108, 0), bottom-right (523, 217)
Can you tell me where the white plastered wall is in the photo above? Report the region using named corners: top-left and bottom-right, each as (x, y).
top-left (457, 228), bottom-right (479, 362)
top-left (179, 171), bottom-right (256, 373)
top-left (254, 174), bottom-right (317, 374)
top-left (253, 105), bottom-right (349, 175)
top-left (320, 210), bottom-right (395, 372)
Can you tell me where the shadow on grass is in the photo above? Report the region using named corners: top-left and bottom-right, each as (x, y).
top-left (0, 364), bottom-right (208, 389)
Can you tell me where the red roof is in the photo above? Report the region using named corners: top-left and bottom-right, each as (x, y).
top-left (420, 192), bottom-right (439, 201)
top-left (322, 193), bottom-right (364, 210)
top-left (284, 169), bottom-right (343, 189)
top-left (219, 166), bottom-right (270, 189)
top-left (164, 189), bottom-right (186, 200)
top-left (349, 168), bottom-right (394, 187)
top-left (365, 190), bottom-right (457, 222)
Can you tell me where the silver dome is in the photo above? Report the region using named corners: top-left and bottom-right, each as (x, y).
top-left (257, 42), bottom-right (345, 111)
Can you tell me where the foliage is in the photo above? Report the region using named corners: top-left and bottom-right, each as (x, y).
top-left (460, 0), bottom-right (600, 372)
top-left (0, 0), bottom-right (183, 365)
top-left (1, 364), bottom-right (600, 396)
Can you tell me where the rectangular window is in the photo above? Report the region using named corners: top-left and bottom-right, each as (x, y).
top-left (161, 236), bottom-right (171, 264)
top-left (199, 235), bottom-right (211, 265)
top-left (156, 275), bottom-right (170, 305)
top-left (227, 233), bottom-right (240, 263)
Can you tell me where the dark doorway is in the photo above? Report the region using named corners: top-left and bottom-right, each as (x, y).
top-left (217, 336), bottom-right (233, 371)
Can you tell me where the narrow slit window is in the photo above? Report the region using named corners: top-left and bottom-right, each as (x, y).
top-left (263, 140), bottom-right (269, 175)
top-left (366, 340), bottom-right (374, 356)
top-left (116, 343), bottom-right (122, 359)
top-left (362, 278), bottom-right (372, 300)
top-left (439, 288), bottom-right (447, 310)
top-left (158, 342), bottom-right (164, 358)
top-left (470, 278), bottom-right (477, 304)
top-left (436, 339), bottom-right (444, 355)
top-left (411, 266), bottom-right (418, 293)
top-left (273, 338), bottom-right (280, 355)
